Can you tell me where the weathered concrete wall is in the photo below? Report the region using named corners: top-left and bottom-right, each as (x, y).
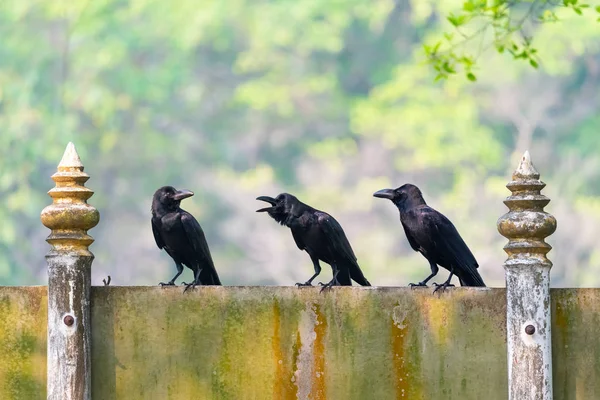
top-left (0, 287), bottom-right (47, 400)
top-left (90, 287), bottom-right (507, 399)
top-left (3, 286), bottom-right (600, 399)
top-left (552, 289), bottom-right (600, 400)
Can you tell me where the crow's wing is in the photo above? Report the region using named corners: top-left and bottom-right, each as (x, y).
top-left (316, 212), bottom-right (356, 262)
top-left (317, 212), bottom-right (370, 286)
top-left (181, 211), bottom-right (221, 285)
top-left (404, 207), bottom-right (482, 285)
top-left (291, 227), bottom-right (306, 250)
top-left (151, 219), bottom-right (165, 249)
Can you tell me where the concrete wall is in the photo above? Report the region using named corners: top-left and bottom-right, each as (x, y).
top-left (552, 289), bottom-right (600, 399)
top-left (0, 287), bottom-right (47, 399)
top-left (1, 286), bottom-right (599, 399)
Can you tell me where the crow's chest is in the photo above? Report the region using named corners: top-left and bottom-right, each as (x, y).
top-left (293, 218), bottom-right (327, 249)
top-left (157, 216), bottom-right (187, 248)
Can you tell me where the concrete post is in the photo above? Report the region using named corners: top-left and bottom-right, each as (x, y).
top-left (497, 151), bottom-right (557, 400)
top-left (41, 142), bottom-right (99, 400)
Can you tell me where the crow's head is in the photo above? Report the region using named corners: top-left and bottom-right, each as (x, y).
top-left (152, 186), bottom-right (194, 216)
top-left (256, 193), bottom-right (299, 226)
top-left (373, 183), bottom-right (425, 211)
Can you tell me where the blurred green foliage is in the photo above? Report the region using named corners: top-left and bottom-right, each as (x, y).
top-left (0, 0), bottom-right (598, 287)
top-left (424, 0), bottom-right (600, 81)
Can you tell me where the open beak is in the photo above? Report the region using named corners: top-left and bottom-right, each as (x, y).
top-left (373, 189), bottom-right (395, 200)
top-left (172, 189), bottom-right (194, 201)
top-left (256, 196), bottom-right (277, 212)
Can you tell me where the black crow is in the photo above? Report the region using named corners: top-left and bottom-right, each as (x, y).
top-left (151, 186), bottom-right (221, 291)
top-left (256, 193), bottom-right (371, 290)
top-left (374, 184), bottom-right (485, 293)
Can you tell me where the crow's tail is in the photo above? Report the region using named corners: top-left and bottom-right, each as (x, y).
top-left (348, 263), bottom-right (371, 286)
top-left (457, 269), bottom-right (485, 287)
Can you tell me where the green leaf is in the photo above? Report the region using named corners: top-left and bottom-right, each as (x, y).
top-left (540, 10), bottom-right (559, 22)
top-left (447, 14), bottom-right (458, 26)
top-left (466, 72), bottom-right (477, 81)
top-left (447, 13), bottom-right (467, 27)
top-left (463, 1), bottom-right (475, 12)
top-left (596, 5), bottom-right (600, 12)
top-left (573, 7), bottom-right (583, 15)
top-left (496, 45), bottom-right (505, 53)
top-left (442, 62), bottom-right (456, 74)
top-left (460, 56), bottom-right (474, 67)
top-left (529, 59), bottom-right (539, 68)
top-left (434, 73), bottom-right (447, 82)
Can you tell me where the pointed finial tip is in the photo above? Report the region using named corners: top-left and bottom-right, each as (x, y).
top-left (514, 149), bottom-right (539, 178)
top-left (58, 142), bottom-right (84, 168)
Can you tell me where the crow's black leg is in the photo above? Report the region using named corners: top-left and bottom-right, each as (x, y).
top-left (409, 261), bottom-right (439, 288)
top-left (320, 266), bottom-right (340, 293)
top-left (433, 270), bottom-right (455, 294)
top-left (184, 268), bottom-right (203, 293)
top-left (160, 262), bottom-right (184, 286)
top-left (297, 254), bottom-right (322, 287)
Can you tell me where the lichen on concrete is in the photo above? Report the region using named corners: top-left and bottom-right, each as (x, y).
top-left (552, 288), bottom-right (600, 400)
top-left (2, 286), bottom-right (600, 399)
top-left (0, 286), bottom-right (47, 400)
top-left (90, 286), bottom-right (508, 399)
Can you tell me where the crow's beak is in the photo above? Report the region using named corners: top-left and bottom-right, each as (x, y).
top-left (172, 189), bottom-right (194, 201)
top-left (373, 189), bottom-right (395, 200)
top-left (256, 196), bottom-right (277, 212)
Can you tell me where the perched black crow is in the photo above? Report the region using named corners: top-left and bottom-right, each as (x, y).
top-left (256, 193), bottom-right (371, 290)
top-left (374, 184), bottom-right (485, 293)
top-left (151, 186), bottom-right (221, 291)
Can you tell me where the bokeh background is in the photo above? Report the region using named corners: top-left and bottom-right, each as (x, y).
top-left (0, 0), bottom-right (599, 287)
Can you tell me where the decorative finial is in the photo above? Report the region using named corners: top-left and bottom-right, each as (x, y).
top-left (497, 150), bottom-right (557, 267)
top-left (58, 141), bottom-right (84, 168)
top-left (40, 142), bottom-right (99, 256)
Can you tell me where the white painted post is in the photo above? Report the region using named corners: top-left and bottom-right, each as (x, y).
top-left (41, 143), bottom-right (99, 400)
top-left (497, 151), bottom-right (557, 400)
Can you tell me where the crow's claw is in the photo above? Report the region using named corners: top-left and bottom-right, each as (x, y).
top-left (408, 282), bottom-right (427, 288)
top-left (432, 282), bottom-right (454, 294)
top-left (296, 282), bottom-right (313, 287)
top-left (319, 280), bottom-right (336, 293)
top-left (319, 285), bottom-right (331, 293)
top-left (183, 282), bottom-right (196, 293)
top-left (432, 282), bottom-right (455, 288)
top-left (159, 281), bottom-right (175, 286)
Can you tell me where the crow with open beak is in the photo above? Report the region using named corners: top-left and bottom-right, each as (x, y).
top-left (256, 193), bottom-right (371, 290)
